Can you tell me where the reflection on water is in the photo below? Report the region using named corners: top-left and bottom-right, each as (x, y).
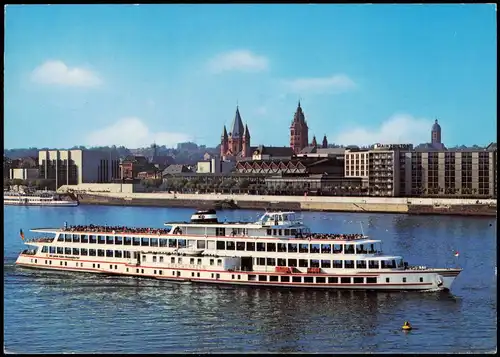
top-left (3, 206), bottom-right (497, 353)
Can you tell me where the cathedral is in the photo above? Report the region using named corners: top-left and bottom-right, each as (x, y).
top-left (289, 101), bottom-right (328, 154)
top-left (220, 106), bottom-right (251, 160)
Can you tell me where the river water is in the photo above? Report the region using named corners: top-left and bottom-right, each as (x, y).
top-left (3, 205), bottom-right (497, 353)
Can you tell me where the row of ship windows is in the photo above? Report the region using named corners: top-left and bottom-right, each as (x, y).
top-left (29, 259), bottom-right (421, 284)
top-left (53, 236), bottom-right (377, 254)
top-left (41, 246), bottom-right (400, 269)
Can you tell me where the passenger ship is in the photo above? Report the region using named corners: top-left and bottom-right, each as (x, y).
top-left (4, 190), bottom-right (78, 207)
top-left (15, 210), bottom-right (461, 291)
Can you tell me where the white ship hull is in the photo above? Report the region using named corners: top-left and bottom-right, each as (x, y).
top-left (4, 199), bottom-right (78, 207)
top-left (15, 254), bottom-right (460, 291)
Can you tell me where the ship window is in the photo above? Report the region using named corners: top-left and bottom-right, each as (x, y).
top-left (211, 273), bottom-right (214, 278)
top-left (114, 236), bottom-right (123, 245)
top-left (60, 261), bottom-right (63, 266)
top-left (57, 235), bottom-right (64, 242)
top-left (65, 234), bottom-right (71, 242)
top-left (106, 250), bottom-right (113, 257)
top-left (217, 259), bottom-right (222, 266)
top-left (344, 245), bottom-right (355, 254)
top-left (272, 229), bottom-right (277, 236)
top-left (299, 244), bottom-right (308, 253)
top-left (159, 270), bottom-right (163, 275)
top-left (356, 260), bottom-right (367, 269)
top-left (386, 278), bottom-right (390, 283)
top-left (341, 277), bottom-right (351, 284)
top-left (168, 239), bottom-right (177, 248)
top-left (110, 265), bottom-right (113, 269)
top-left (97, 249), bottom-right (105, 257)
top-left (284, 229), bottom-right (290, 236)
top-left (402, 277), bottom-right (407, 283)
top-left (254, 257), bottom-right (263, 265)
top-left (89, 235), bottom-right (97, 244)
top-left (316, 277), bottom-right (326, 283)
top-left (159, 256), bottom-right (164, 263)
top-left (49, 247), bottom-right (56, 254)
top-left (141, 269), bottom-right (144, 274)
top-left (368, 260), bottom-right (380, 269)
top-left (190, 258), bottom-right (195, 264)
top-left (237, 275), bottom-right (241, 279)
top-left (150, 238), bottom-right (158, 247)
top-left (270, 276), bottom-right (279, 282)
top-left (159, 238), bottom-right (167, 247)
top-left (45, 260), bottom-right (47, 264)
top-left (98, 236), bottom-right (105, 244)
top-left (178, 239), bottom-right (186, 248)
top-left (366, 277), bottom-right (377, 284)
top-left (256, 242), bottom-right (265, 252)
top-left (276, 243), bottom-right (286, 252)
top-left (210, 259), bottom-right (214, 266)
top-left (292, 276), bottom-right (302, 283)
top-left (41, 246), bottom-right (48, 253)
top-left (353, 277), bottom-right (364, 284)
top-left (124, 251), bottom-right (131, 259)
top-left (419, 277), bottom-right (423, 283)
top-left (132, 238), bottom-right (141, 246)
top-left (197, 258), bottom-right (202, 265)
top-left (226, 241), bottom-right (235, 250)
top-left (64, 247), bottom-right (71, 255)
top-left (215, 227), bottom-right (226, 236)
top-left (258, 275), bottom-right (267, 282)
top-left (141, 238), bottom-right (149, 246)
top-left (328, 277), bottom-right (338, 284)
top-left (266, 229), bottom-right (272, 235)
top-left (197, 240), bottom-right (206, 249)
top-left (93, 264), bottom-right (96, 268)
top-left (231, 274), bottom-right (235, 279)
top-left (89, 249), bottom-right (96, 256)
top-left (321, 244), bottom-right (332, 254)
top-left (81, 235), bottom-right (88, 243)
top-left (246, 242), bottom-right (255, 251)
top-left (310, 260), bottom-right (320, 268)
top-left (114, 250), bottom-right (122, 258)
top-left (304, 277), bottom-right (313, 283)
top-left (154, 270), bottom-right (157, 274)
top-left (106, 236), bottom-right (114, 244)
top-left (333, 244), bottom-right (342, 253)
top-left (64, 261), bottom-right (67, 266)
top-left (216, 241), bottom-right (225, 250)
top-left (344, 260), bottom-right (354, 269)
top-left (266, 258), bottom-right (275, 266)
top-left (124, 236), bottom-right (132, 245)
top-left (126, 268), bottom-right (129, 272)
top-left (287, 259), bottom-right (297, 267)
top-left (49, 261), bottom-right (52, 265)
top-left (266, 243), bottom-right (276, 252)
top-left (321, 260), bottom-right (331, 268)
top-left (236, 242), bottom-right (245, 251)
top-left (281, 276), bottom-right (290, 282)
top-left (299, 259), bottom-right (308, 267)
top-left (142, 255), bottom-right (147, 262)
top-left (72, 234), bottom-right (80, 243)
top-left (287, 243), bottom-right (297, 253)
top-left (290, 229), bottom-right (297, 236)
top-left (332, 260), bottom-right (342, 268)
top-left (311, 244), bottom-right (320, 253)
top-left (72, 248), bottom-right (79, 255)
top-left (277, 258), bottom-right (287, 267)
top-left (81, 248), bottom-right (88, 256)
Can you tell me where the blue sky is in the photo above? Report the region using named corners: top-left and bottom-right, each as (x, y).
top-left (4, 4), bottom-right (497, 149)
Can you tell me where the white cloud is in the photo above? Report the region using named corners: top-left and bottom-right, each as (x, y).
top-left (332, 114), bottom-right (433, 146)
top-left (285, 74), bottom-right (356, 94)
top-left (31, 60), bottom-right (102, 87)
top-left (207, 50), bottom-right (269, 74)
top-left (86, 117), bottom-right (192, 148)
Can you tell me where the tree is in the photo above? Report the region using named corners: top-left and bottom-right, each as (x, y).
top-left (238, 179), bottom-right (250, 191)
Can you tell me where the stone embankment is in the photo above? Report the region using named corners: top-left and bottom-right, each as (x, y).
top-left (76, 191), bottom-right (497, 217)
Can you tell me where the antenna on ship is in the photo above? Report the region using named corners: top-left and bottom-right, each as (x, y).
top-left (360, 222), bottom-right (365, 236)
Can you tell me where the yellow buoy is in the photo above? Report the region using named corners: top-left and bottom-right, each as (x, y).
top-left (402, 321), bottom-right (412, 331)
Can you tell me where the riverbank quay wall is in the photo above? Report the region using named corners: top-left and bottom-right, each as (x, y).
top-left (64, 186), bottom-right (497, 216)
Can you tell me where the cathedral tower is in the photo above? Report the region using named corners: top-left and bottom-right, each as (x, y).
top-left (289, 101), bottom-right (309, 154)
top-left (431, 119), bottom-right (442, 145)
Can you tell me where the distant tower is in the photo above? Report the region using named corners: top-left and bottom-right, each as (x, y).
top-left (220, 125), bottom-right (228, 157)
top-left (228, 106), bottom-right (245, 155)
top-left (289, 101), bottom-right (309, 154)
top-left (311, 135), bottom-right (317, 148)
top-left (242, 124), bottom-right (251, 158)
top-left (431, 119), bottom-right (442, 145)
top-left (322, 135), bottom-right (328, 148)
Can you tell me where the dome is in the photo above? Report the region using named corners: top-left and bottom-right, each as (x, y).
top-left (432, 119), bottom-right (441, 131)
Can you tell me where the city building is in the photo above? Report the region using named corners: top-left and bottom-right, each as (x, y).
top-left (120, 155), bottom-right (150, 180)
top-left (197, 157), bottom-right (235, 174)
top-left (220, 106), bottom-right (251, 160)
top-left (38, 149), bottom-right (120, 188)
top-left (289, 101), bottom-right (309, 154)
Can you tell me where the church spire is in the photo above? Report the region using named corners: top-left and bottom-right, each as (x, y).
top-left (230, 106), bottom-right (244, 138)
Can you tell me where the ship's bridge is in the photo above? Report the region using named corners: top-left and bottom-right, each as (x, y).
top-left (256, 211), bottom-right (302, 227)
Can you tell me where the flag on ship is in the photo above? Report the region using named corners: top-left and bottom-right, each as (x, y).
top-left (19, 229), bottom-right (25, 241)
top-left (454, 251), bottom-right (459, 257)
